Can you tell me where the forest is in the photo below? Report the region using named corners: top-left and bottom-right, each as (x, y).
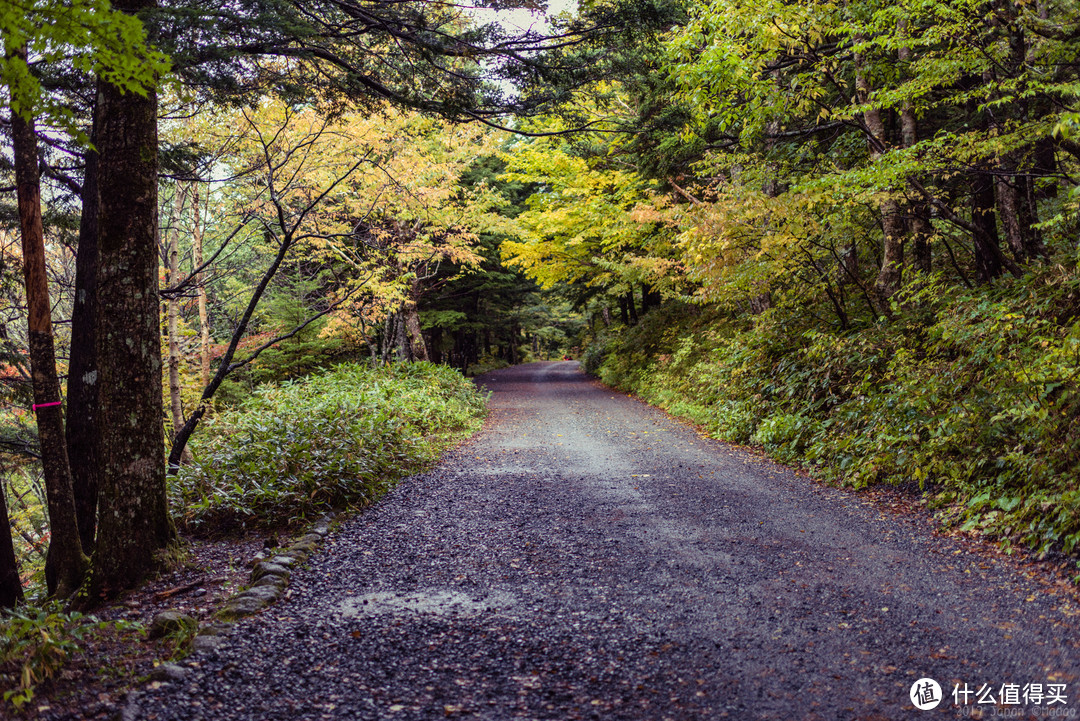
top-left (1, 0), bottom-right (1079, 710)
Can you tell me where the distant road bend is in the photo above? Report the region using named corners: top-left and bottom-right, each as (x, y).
top-left (137, 361), bottom-right (1080, 720)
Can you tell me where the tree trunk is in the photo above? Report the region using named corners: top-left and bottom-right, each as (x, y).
top-left (994, 166), bottom-right (1029, 265)
top-left (991, 1), bottom-right (1046, 263)
top-left (381, 314), bottom-right (395, 363)
top-left (9, 70), bottom-right (88, 599)
top-left (394, 312), bottom-right (408, 361)
top-left (67, 109), bottom-right (102, 553)
top-left (428, 327), bottom-right (442, 364)
top-left (856, 53), bottom-right (904, 303)
top-left (972, 173), bottom-right (1005, 282)
top-left (909, 203), bottom-right (933, 274)
top-left (403, 282), bottom-right (429, 362)
top-left (403, 306), bottom-right (428, 362)
top-left (748, 292), bottom-right (772, 315)
top-left (640, 284), bottom-right (662, 313)
top-left (0, 485), bottom-right (23, 608)
top-left (165, 186), bottom-right (187, 450)
top-left (87, 8), bottom-right (172, 600)
top-left (875, 207), bottom-right (905, 302)
top-left (191, 184), bottom-right (211, 389)
top-left (899, 29), bottom-right (932, 275)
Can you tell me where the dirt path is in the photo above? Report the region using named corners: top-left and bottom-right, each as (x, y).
top-left (135, 361), bottom-right (1080, 720)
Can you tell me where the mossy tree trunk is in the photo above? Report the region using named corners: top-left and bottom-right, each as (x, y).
top-left (87, 1), bottom-right (172, 600)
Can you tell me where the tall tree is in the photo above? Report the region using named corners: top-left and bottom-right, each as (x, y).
top-left (7, 45), bottom-right (89, 599)
top-left (85, 0), bottom-right (172, 600)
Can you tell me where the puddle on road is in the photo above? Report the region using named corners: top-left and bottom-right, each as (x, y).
top-left (338, 589), bottom-right (516, 619)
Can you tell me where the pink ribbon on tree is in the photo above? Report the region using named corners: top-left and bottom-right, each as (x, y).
top-left (32, 401), bottom-right (62, 412)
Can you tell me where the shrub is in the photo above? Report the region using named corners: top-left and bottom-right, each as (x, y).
top-left (585, 269), bottom-right (1080, 560)
top-left (170, 361), bottom-right (487, 532)
top-left (0, 605), bottom-right (141, 710)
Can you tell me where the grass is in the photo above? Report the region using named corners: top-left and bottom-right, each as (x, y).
top-left (170, 360), bottom-right (488, 533)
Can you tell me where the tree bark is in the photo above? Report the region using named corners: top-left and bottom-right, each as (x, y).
top-left (748, 292), bottom-right (772, 315)
top-left (856, 52), bottom-right (904, 303)
top-left (972, 172), bottom-right (1005, 282)
top-left (403, 282), bottom-right (429, 362)
top-left (9, 64), bottom-right (89, 599)
top-left (191, 184), bottom-right (211, 389)
top-left (908, 202), bottom-right (933, 275)
top-left (0, 485), bottom-right (23, 607)
top-left (164, 185), bottom-right (189, 460)
top-left (67, 108), bottom-right (102, 553)
top-left (994, 165), bottom-right (1029, 265)
top-left (394, 311), bottom-right (408, 360)
top-left (87, 0), bottom-right (172, 600)
top-left (641, 284), bottom-right (662, 313)
top-left (899, 27), bottom-right (932, 275)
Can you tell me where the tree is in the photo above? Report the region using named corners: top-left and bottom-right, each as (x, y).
top-left (498, 113), bottom-right (678, 314)
top-left (2, 0), bottom-right (169, 600)
top-left (3, 1), bottom-right (167, 599)
top-left (7, 53), bottom-right (88, 597)
top-left (158, 101), bottom-right (509, 465)
top-left (83, 0), bottom-right (174, 601)
top-left (4, 0), bottom-right (678, 600)
top-left (163, 102), bottom-right (380, 468)
top-left (659, 0), bottom-right (1079, 318)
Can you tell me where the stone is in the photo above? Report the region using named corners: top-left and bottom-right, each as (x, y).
top-left (147, 610), bottom-right (195, 640)
top-left (236, 584), bottom-right (281, 604)
top-left (218, 595), bottom-right (270, 620)
top-left (249, 561), bottom-right (290, 583)
top-left (197, 621), bottom-right (233, 637)
top-left (108, 693), bottom-right (140, 721)
top-left (190, 635), bottom-right (226, 653)
top-left (251, 574), bottom-right (287, 590)
top-left (268, 555), bottom-right (296, 568)
top-left (287, 544), bottom-right (316, 559)
top-left (147, 663), bottom-right (189, 682)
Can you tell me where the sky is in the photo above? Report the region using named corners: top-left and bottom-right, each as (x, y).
top-left (469, 0), bottom-right (580, 36)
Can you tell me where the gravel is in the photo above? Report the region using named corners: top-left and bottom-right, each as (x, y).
top-left (132, 361), bottom-right (1080, 720)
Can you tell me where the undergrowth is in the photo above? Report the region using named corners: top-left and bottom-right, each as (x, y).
top-left (587, 269), bottom-right (1080, 566)
top-left (0, 604), bottom-right (142, 710)
top-left (170, 361), bottom-right (487, 533)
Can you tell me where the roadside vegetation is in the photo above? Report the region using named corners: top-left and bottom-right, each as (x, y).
top-left (584, 269), bottom-right (1080, 565)
top-left (173, 361), bottom-right (488, 533)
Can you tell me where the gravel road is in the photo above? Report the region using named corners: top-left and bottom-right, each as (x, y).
top-left (135, 361), bottom-right (1080, 720)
